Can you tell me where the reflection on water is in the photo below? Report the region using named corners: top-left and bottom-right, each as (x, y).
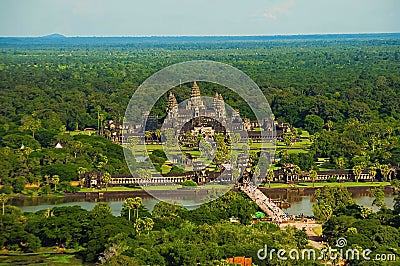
top-left (263, 187), bottom-right (394, 216)
top-left (9, 187), bottom-right (395, 217)
top-left (9, 194), bottom-right (203, 216)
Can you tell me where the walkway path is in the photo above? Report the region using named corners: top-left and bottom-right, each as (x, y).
top-left (240, 185), bottom-right (289, 223)
top-left (240, 185), bottom-right (324, 249)
top-left (280, 222), bottom-right (324, 249)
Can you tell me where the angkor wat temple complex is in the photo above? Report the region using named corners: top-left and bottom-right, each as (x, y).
top-left (101, 82), bottom-right (293, 144)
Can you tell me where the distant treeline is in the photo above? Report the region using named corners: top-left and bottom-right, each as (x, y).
top-left (0, 35), bottom-right (399, 187)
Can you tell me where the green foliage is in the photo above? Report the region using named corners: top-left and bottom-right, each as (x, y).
top-left (168, 164), bottom-right (185, 175)
top-left (313, 186), bottom-right (355, 222)
top-left (181, 180), bottom-right (197, 187)
top-left (188, 191), bottom-right (258, 225)
top-left (370, 186), bottom-right (387, 210)
top-left (280, 151), bottom-right (317, 171)
top-left (304, 114), bottom-right (325, 135)
top-left (91, 202), bottom-right (113, 219)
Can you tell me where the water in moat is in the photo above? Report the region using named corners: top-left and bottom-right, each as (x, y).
top-left (9, 187), bottom-right (395, 217)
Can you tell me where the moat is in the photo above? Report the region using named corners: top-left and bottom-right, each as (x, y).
top-left (9, 187), bottom-right (395, 217)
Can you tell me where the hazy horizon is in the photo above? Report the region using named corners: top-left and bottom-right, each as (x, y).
top-left (2, 32), bottom-right (400, 38)
top-left (1, 0), bottom-right (399, 37)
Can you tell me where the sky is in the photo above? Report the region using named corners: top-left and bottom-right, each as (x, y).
top-left (0, 0), bottom-right (399, 37)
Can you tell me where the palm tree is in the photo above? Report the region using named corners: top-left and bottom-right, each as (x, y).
top-left (293, 165), bottom-right (302, 181)
top-left (360, 207), bottom-right (372, 219)
top-left (388, 166), bottom-right (397, 181)
top-left (0, 193), bottom-right (8, 215)
top-left (101, 172), bottom-right (112, 191)
top-left (335, 157), bottom-right (345, 169)
top-left (51, 175), bottom-right (60, 192)
top-left (77, 167), bottom-right (88, 188)
top-left (309, 169), bottom-right (318, 187)
top-left (145, 131), bottom-right (152, 143)
top-left (97, 154), bottom-right (108, 170)
top-left (368, 166), bottom-right (377, 181)
top-left (266, 169), bottom-right (274, 188)
top-left (72, 141), bottom-right (83, 158)
top-left (143, 217), bottom-right (154, 234)
top-left (155, 129), bottom-right (162, 143)
top-left (380, 164), bottom-right (390, 181)
top-left (134, 218), bottom-right (146, 235)
top-left (124, 198), bottom-right (135, 221)
top-left (133, 197), bottom-right (142, 219)
top-left (352, 165), bottom-right (363, 182)
top-left (44, 174), bottom-right (50, 185)
top-left (327, 120), bottom-right (333, 131)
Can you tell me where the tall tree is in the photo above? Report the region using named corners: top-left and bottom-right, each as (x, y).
top-left (380, 164), bottom-right (390, 181)
top-left (77, 167), bottom-right (88, 188)
top-left (134, 218), bottom-right (146, 235)
top-left (309, 169), bottom-right (318, 187)
top-left (145, 131), bottom-right (152, 143)
top-left (143, 217), bottom-right (154, 234)
top-left (312, 186), bottom-right (355, 222)
top-left (368, 166), bottom-right (377, 181)
top-left (20, 115), bottom-right (41, 139)
top-left (370, 186), bottom-right (386, 210)
top-left (352, 165), bottom-right (363, 182)
top-left (124, 198), bottom-right (135, 221)
top-left (133, 197), bottom-right (142, 220)
top-left (154, 129), bottom-right (162, 143)
top-left (0, 193), bottom-right (8, 215)
top-left (51, 175), bottom-right (60, 192)
top-left (101, 172), bottom-right (112, 191)
top-left (266, 169), bottom-right (274, 188)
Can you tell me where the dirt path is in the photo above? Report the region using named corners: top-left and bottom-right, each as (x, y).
top-left (280, 221), bottom-right (324, 249)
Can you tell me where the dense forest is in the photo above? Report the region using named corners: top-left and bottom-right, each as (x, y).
top-left (2, 186), bottom-right (400, 265)
top-left (0, 191), bottom-right (311, 265)
top-left (1, 34), bottom-right (400, 265)
top-left (0, 34), bottom-right (399, 189)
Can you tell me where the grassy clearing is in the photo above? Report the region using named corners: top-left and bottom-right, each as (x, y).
top-left (80, 186), bottom-right (142, 192)
top-left (262, 181), bottom-right (391, 189)
top-left (160, 164), bottom-right (172, 174)
top-left (312, 225), bottom-right (323, 236)
top-left (49, 254), bottom-right (76, 264)
top-left (66, 131), bottom-right (94, 136)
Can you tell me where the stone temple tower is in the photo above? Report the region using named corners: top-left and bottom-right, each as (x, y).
top-left (167, 92), bottom-right (178, 117)
top-left (187, 81), bottom-right (205, 115)
top-left (213, 92), bottom-right (226, 119)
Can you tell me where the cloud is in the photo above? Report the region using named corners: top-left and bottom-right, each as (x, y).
top-left (262, 0), bottom-right (294, 20)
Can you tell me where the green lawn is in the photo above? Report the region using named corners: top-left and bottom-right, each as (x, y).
top-left (66, 130), bottom-right (95, 136)
top-left (280, 149), bottom-right (308, 154)
top-left (79, 184), bottom-right (232, 192)
top-left (312, 225), bottom-right (323, 236)
top-left (261, 181), bottom-right (391, 189)
top-left (160, 164), bottom-right (172, 174)
top-left (80, 186), bottom-right (142, 192)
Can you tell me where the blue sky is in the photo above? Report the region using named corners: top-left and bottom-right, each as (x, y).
top-left (0, 0), bottom-right (399, 36)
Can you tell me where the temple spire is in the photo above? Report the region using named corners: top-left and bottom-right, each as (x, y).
top-left (191, 81), bottom-right (201, 98)
top-left (167, 92), bottom-right (178, 112)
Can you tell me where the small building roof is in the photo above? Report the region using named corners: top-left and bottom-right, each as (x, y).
top-left (55, 142), bottom-right (63, 149)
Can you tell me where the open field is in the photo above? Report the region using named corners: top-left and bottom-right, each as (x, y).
top-left (261, 181), bottom-right (391, 189)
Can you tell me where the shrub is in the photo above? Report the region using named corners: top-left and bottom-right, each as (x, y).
top-left (181, 180), bottom-right (197, 187)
